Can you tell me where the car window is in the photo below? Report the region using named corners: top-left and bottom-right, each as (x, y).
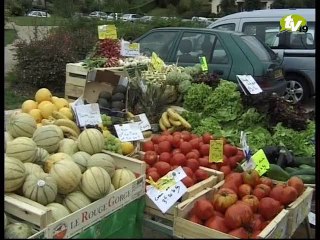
top-left (288, 23), bottom-right (315, 49)
top-left (212, 23), bottom-right (235, 31)
top-left (212, 39), bottom-right (229, 64)
top-left (138, 31), bottom-right (178, 59)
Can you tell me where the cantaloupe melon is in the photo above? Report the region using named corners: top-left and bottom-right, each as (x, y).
top-left (5, 223), bottom-right (33, 239)
top-left (5, 131), bottom-right (14, 151)
top-left (28, 108), bottom-right (42, 123)
top-left (77, 129), bottom-right (104, 155)
top-left (80, 167), bottom-right (111, 200)
top-left (54, 193), bottom-right (65, 204)
top-left (5, 156), bottom-right (27, 192)
top-left (58, 138), bottom-right (78, 155)
top-left (21, 100), bottom-right (38, 113)
top-left (72, 151), bottom-right (91, 173)
top-left (87, 153), bottom-right (116, 177)
top-left (35, 88), bottom-right (52, 103)
top-left (7, 112), bottom-right (37, 138)
top-left (112, 169), bottom-right (136, 190)
top-left (46, 203), bottom-right (70, 221)
top-left (62, 191), bottom-right (91, 213)
top-left (44, 153), bottom-right (73, 173)
top-left (34, 147), bottom-right (50, 167)
top-left (24, 162), bottom-right (44, 175)
top-left (6, 137), bottom-right (38, 163)
top-left (32, 125), bottom-right (64, 153)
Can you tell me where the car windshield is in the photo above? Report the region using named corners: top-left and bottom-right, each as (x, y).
top-left (241, 35), bottom-right (278, 62)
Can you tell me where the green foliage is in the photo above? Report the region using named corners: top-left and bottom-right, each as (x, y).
top-left (6, 0), bottom-right (26, 16)
top-left (177, 0), bottom-right (191, 13)
top-left (5, 29), bottom-right (17, 46)
top-left (244, 0), bottom-right (261, 11)
top-left (183, 83), bottom-right (212, 113)
top-left (52, 0), bottom-right (75, 18)
top-left (220, 0), bottom-right (237, 16)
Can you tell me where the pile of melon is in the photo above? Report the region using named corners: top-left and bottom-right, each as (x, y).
top-left (5, 113), bottom-right (137, 224)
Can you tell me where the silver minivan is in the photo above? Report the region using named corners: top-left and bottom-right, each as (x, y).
top-left (207, 9), bottom-right (315, 103)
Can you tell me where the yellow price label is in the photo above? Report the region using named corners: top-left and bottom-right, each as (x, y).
top-left (151, 52), bottom-right (165, 72)
top-left (209, 139), bottom-right (223, 163)
top-left (98, 25), bottom-right (117, 40)
top-left (129, 43), bottom-right (139, 50)
top-left (199, 56), bottom-right (208, 72)
top-left (146, 176), bottom-right (176, 191)
top-left (251, 149), bottom-right (270, 176)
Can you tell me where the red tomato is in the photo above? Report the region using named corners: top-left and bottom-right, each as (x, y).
top-left (143, 151), bottom-right (158, 166)
top-left (159, 152), bottom-right (171, 163)
top-left (147, 171), bottom-right (160, 182)
top-left (287, 176), bottom-right (304, 196)
top-left (166, 134), bottom-right (174, 145)
top-left (161, 130), bottom-right (171, 136)
top-left (186, 151), bottom-right (199, 160)
top-left (158, 135), bottom-right (168, 142)
top-left (228, 156), bottom-right (239, 169)
top-left (220, 165), bottom-right (231, 176)
top-left (180, 141), bottom-right (193, 155)
top-left (193, 199), bottom-right (214, 220)
top-left (280, 186), bottom-right (298, 206)
top-left (205, 216), bottom-right (230, 233)
top-left (202, 133), bottom-right (214, 144)
top-left (181, 176), bottom-right (194, 188)
top-left (142, 141), bottom-right (154, 152)
top-left (154, 144), bottom-right (159, 154)
top-left (191, 149), bottom-right (201, 158)
top-left (172, 148), bottom-right (181, 155)
top-left (151, 135), bottom-right (160, 144)
top-left (258, 197), bottom-right (283, 220)
top-left (242, 169), bottom-right (261, 187)
top-left (213, 188), bottom-right (238, 213)
top-left (154, 161), bottom-right (171, 177)
top-left (158, 140), bottom-right (172, 154)
top-left (225, 172), bottom-right (243, 187)
top-left (222, 155), bottom-right (230, 166)
top-left (194, 168), bottom-right (209, 182)
top-left (146, 167), bottom-right (158, 174)
top-left (236, 150), bottom-right (245, 161)
top-left (209, 163), bottom-right (219, 170)
top-left (228, 227), bottom-right (250, 238)
top-left (199, 144), bottom-right (210, 156)
top-left (172, 135), bottom-right (182, 148)
top-left (260, 177), bottom-right (273, 189)
top-left (242, 195), bottom-right (260, 213)
top-left (182, 167), bottom-right (194, 177)
top-left (170, 153), bottom-right (186, 166)
top-left (191, 134), bottom-right (198, 139)
top-left (238, 184), bottom-right (253, 199)
top-left (185, 158), bottom-right (200, 172)
top-left (223, 144), bottom-right (238, 157)
top-left (172, 131), bottom-right (182, 138)
top-left (198, 157), bottom-right (210, 167)
top-left (181, 130), bottom-right (192, 141)
top-left (189, 138), bottom-right (200, 150)
top-left (253, 184), bottom-right (272, 200)
top-left (188, 213), bottom-right (203, 225)
top-left (198, 141), bottom-right (205, 148)
top-left (225, 202), bottom-right (253, 230)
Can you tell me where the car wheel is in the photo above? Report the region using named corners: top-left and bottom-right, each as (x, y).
top-left (283, 75), bottom-right (310, 104)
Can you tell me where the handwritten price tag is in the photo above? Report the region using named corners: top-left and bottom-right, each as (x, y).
top-left (74, 103), bottom-right (102, 127)
top-left (251, 149), bottom-right (270, 176)
top-left (241, 158), bottom-right (256, 171)
top-left (120, 39), bottom-right (140, 57)
top-left (114, 122), bottom-right (144, 142)
top-left (209, 139), bottom-right (223, 163)
top-left (136, 113), bottom-right (151, 131)
top-left (236, 75), bottom-right (263, 95)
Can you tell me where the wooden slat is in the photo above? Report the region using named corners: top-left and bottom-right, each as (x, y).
top-left (65, 83), bottom-right (85, 100)
top-left (65, 74), bottom-right (87, 86)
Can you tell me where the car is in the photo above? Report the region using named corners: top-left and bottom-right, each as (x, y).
top-left (134, 27), bottom-right (287, 96)
top-left (27, 11), bottom-right (50, 17)
top-left (88, 11), bottom-right (108, 19)
top-left (139, 15), bottom-right (154, 22)
top-left (207, 9), bottom-right (315, 103)
top-left (121, 14), bottom-right (143, 22)
top-left (106, 13), bottom-right (122, 21)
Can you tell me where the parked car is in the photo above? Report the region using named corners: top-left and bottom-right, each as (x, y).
top-left (207, 9), bottom-right (315, 103)
top-left (121, 14), bottom-right (143, 22)
top-left (27, 11), bottom-right (50, 17)
top-left (106, 13), bottom-right (122, 21)
top-left (134, 27), bottom-right (287, 96)
top-left (139, 15), bottom-right (154, 22)
top-left (88, 11), bottom-right (108, 19)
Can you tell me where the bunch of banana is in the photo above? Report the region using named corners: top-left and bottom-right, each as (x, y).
top-left (41, 118), bottom-right (80, 140)
top-left (159, 108), bottom-right (191, 131)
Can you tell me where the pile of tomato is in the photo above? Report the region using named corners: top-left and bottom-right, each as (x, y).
top-left (187, 170), bottom-right (305, 238)
top-left (142, 130), bottom-right (245, 187)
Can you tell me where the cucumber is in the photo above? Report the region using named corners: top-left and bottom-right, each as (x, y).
top-left (289, 168), bottom-right (315, 177)
top-left (295, 175), bottom-right (316, 184)
top-left (299, 164), bottom-right (314, 169)
top-left (285, 167), bottom-right (299, 174)
top-left (265, 164), bottom-right (290, 181)
top-left (293, 157), bottom-right (315, 167)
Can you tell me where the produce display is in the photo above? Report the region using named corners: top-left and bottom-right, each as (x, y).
top-left (158, 108), bottom-right (191, 132)
top-left (186, 170), bottom-right (307, 239)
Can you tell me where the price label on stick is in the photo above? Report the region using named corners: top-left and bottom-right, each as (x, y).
top-left (241, 158), bottom-right (256, 171)
top-left (74, 103), bottom-right (102, 127)
top-left (251, 149), bottom-right (270, 176)
top-left (236, 75), bottom-right (263, 95)
top-left (209, 139), bottom-right (223, 163)
top-left (114, 122), bottom-right (144, 142)
top-left (136, 113), bottom-right (151, 131)
top-left (240, 131), bottom-right (251, 160)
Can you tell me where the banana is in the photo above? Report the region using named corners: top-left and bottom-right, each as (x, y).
top-left (159, 118), bottom-right (167, 131)
top-left (168, 117), bottom-right (182, 127)
top-left (142, 130), bottom-right (153, 139)
top-left (161, 112), bottom-right (171, 128)
top-left (52, 111), bottom-right (69, 120)
top-left (41, 119), bottom-right (55, 125)
top-left (59, 126), bottom-right (79, 139)
top-left (54, 119), bottom-right (81, 135)
top-left (176, 115), bottom-right (192, 129)
top-left (126, 111), bottom-right (135, 119)
top-left (166, 108), bottom-right (180, 121)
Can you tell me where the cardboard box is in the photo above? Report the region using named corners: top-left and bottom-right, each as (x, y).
top-left (174, 186), bottom-right (289, 239)
top-left (5, 151), bottom-right (146, 239)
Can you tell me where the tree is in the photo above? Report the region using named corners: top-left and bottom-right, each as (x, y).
top-left (271, 0), bottom-right (286, 9)
top-left (303, 0), bottom-right (315, 8)
top-left (244, 0), bottom-right (261, 11)
top-left (220, 0), bottom-right (237, 16)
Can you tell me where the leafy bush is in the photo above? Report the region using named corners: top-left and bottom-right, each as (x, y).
top-left (13, 28), bottom-right (96, 92)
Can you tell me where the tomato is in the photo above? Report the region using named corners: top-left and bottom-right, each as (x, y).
top-left (209, 163), bottom-right (219, 170)
top-left (225, 202), bottom-right (253, 230)
top-left (253, 184), bottom-right (271, 200)
top-left (258, 197), bottom-right (283, 220)
top-left (154, 144), bottom-right (160, 154)
top-left (213, 210), bottom-right (224, 218)
top-left (260, 220), bottom-right (270, 230)
top-left (154, 162), bottom-right (171, 177)
top-left (287, 176), bottom-right (304, 196)
top-left (170, 153), bottom-right (186, 166)
top-left (165, 134), bottom-right (174, 145)
top-left (205, 215), bottom-right (230, 233)
top-left (249, 213), bottom-right (264, 231)
top-left (193, 199), bottom-right (214, 220)
top-left (236, 150), bottom-right (245, 161)
top-left (180, 141), bottom-right (193, 155)
top-left (151, 135), bottom-right (160, 144)
top-left (158, 135), bottom-right (168, 143)
top-left (199, 144), bottom-right (210, 156)
top-left (212, 188), bottom-right (238, 213)
top-left (185, 158), bottom-right (200, 172)
top-left (181, 130), bottom-right (192, 141)
top-left (219, 165), bottom-right (231, 177)
top-left (242, 195), bottom-right (260, 213)
top-left (191, 134), bottom-right (198, 139)
top-left (225, 172), bottom-right (243, 188)
top-left (143, 151), bottom-right (158, 166)
top-left (222, 181), bottom-right (239, 194)
top-left (191, 149), bottom-right (201, 158)
top-left (146, 167), bottom-right (158, 174)
top-left (194, 168), bottom-right (209, 182)
top-left (172, 135), bottom-right (182, 148)
top-left (221, 155), bottom-right (230, 166)
top-left (189, 138), bottom-right (200, 150)
top-left (181, 176), bottom-right (194, 188)
top-left (158, 140), bottom-right (172, 154)
top-left (259, 177), bottom-right (273, 189)
top-left (161, 130), bottom-right (171, 136)
top-left (147, 171), bottom-right (160, 182)
top-left (198, 141), bottom-right (205, 148)
top-left (202, 133), bottom-right (214, 144)
top-left (280, 186), bottom-right (298, 206)
top-left (188, 213), bottom-right (203, 225)
top-left (242, 169), bottom-right (261, 187)
top-left (186, 151), bottom-right (199, 160)
top-left (228, 227), bottom-right (250, 238)
top-left (198, 157), bottom-right (210, 167)
top-left (228, 156), bottom-right (239, 169)
top-left (142, 141), bottom-right (154, 152)
top-left (238, 184), bottom-right (253, 199)
top-left (172, 148), bottom-right (181, 155)
top-left (158, 152), bottom-right (171, 164)
top-left (172, 131), bottom-right (182, 138)
top-left (182, 166), bottom-right (194, 177)
top-left (269, 185), bottom-right (284, 202)
top-left (223, 144), bottom-right (238, 157)
top-left (251, 230), bottom-right (262, 239)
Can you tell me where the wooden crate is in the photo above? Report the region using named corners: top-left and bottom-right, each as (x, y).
top-left (286, 187), bottom-right (314, 237)
top-left (174, 187), bottom-right (289, 239)
top-left (5, 152), bottom-right (146, 237)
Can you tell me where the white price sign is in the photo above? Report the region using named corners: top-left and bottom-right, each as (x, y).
top-left (137, 113), bottom-right (151, 131)
top-left (74, 103), bottom-right (102, 127)
top-left (120, 39), bottom-right (140, 57)
top-left (241, 158), bottom-right (256, 171)
top-left (240, 131), bottom-right (250, 158)
top-left (236, 75), bottom-right (263, 95)
top-left (114, 122), bottom-right (144, 142)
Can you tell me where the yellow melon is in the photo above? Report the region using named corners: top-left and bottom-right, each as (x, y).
top-left (38, 100), bottom-right (52, 109)
top-left (21, 100), bottom-right (38, 113)
top-left (28, 109), bottom-right (42, 123)
top-left (59, 107), bottom-right (73, 120)
top-left (52, 98), bottom-right (69, 110)
top-left (52, 96), bottom-right (59, 101)
top-left (37, 123), bottom-right (43, 128)
top-left (35, 88), bottom-right (52, 103)
top-left (38, 102), bottom-right (56, 119)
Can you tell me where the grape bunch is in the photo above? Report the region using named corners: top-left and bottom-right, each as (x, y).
top-left (101, 114), bottom-right (112, 127)
top-left (104, 134), bottom-right (122, 154)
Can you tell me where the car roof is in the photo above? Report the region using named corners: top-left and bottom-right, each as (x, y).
top-left (211, 8), bottom-right (315, 22)
top-left (148, 27), bottom-right (246, 36)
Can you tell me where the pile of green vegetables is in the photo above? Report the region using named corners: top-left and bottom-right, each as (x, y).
top-left (182, 80), bottom-right (315, 157)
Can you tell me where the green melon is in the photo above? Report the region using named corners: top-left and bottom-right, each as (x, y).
top-left (6, 137), bottom-right (38, 163)
top-left (72, 151), bottom-right (91, 173)
top-left (7, 112), bottom-right (37, 138)
top-left (87, 153), bottom-right (116, 177)
top-left (5, 156), bottom-right (27, 192)
top-left (62, 191), bottom-right (91, 213)
top-left (77, 129), bottom-right (104, 155)
top-left (32, 125), bottom-right (64, 153)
